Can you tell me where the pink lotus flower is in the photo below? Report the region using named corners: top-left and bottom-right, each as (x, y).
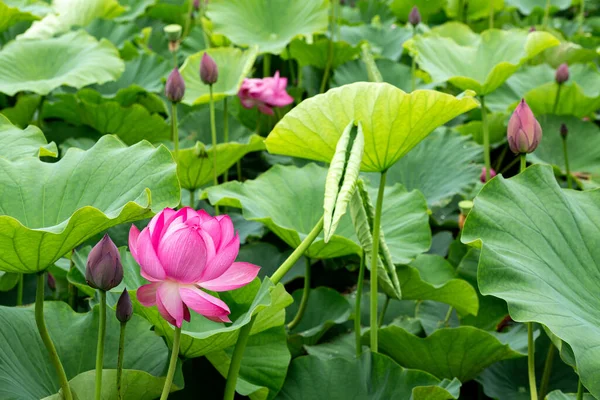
top-left (480, 167), bottom-right (496, 183)
top-left (507, 99), bottom-right (542, 154)
top-left (130, 207), bottom-right (260, 327)
top-left (237, 71), bottom-right (294, 115)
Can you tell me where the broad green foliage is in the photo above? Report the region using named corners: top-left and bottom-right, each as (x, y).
top-left (446, 0), bottom-right (504, 20)
top-left (206, 0), bottom-right (329, 55)
top-left (0, 115), bottom-right (57, 159)
top-left (283, 38), bottom-right (360, 69)
top-left (276, 352), bottom-right (461, 400)
top-left (0, 30), bottom-right (124, 96)
top-left (541, 40), bottom-right (599, 67)
top-left (546, 391), bottom-right (596, 400)
top-left (0, 93), bottom-right (41, 128)
top-left (0, 135), bottom-right (179, 273)
top-left (203, 163), bottom-right (431, 261)
top-left (462, 165), bottom-right (600, 397)
top-left (0, 0), bottom-right (49, 32)
top-left (265, 82), bottom-right (478, 172)
top-left (406, 23), bottom-right (560, 95)
top-left (504, 0), bottom-right (572, 14)
top-left (339, 23), bottom-right (413, 60)
top-left (180, 47), bottom-right (258, 105)
top-left (331, 59), bottom-right (414, 92)
top-left (0, 301), bottom-right (181, 399)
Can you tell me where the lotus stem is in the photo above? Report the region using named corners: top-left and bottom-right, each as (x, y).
top-left (538, 343), bottom-right (555, 400)
top-left (16, 274), bottom-right (23, 306)
top-left (443, 306), bottom-right (454, 327)
top-left (222, 98), bottom-right (229, 182)
top-left (263, 54), bottom-right (271, 78)
top-left (378, 296), bottom-right (390, 327)
top-left (320, 0), bottom-right (337, 93)
top-left (481, 96), bottom-right (492, 183)
top-left (562, 136), bottom-right (572, 189)
top-left (95, 290), bottom-right (107, 400)
top-left (370, 170), bottom-right (387, 352)
top-left (117, 321), bottom-right (127, 400)
top-left (189, 189), bottom-right (195, 208)
top-left (223, 317), bottom-right (255, 400)
top-left (543, 0), bottom-right (551, 30)
top-left (489, 0), bottom-right (494, 29)
top-left (287, 258), bottom-right (312, 330)
top-left (236, 160), bottom-right (242, 182)
top-left (35, 273), bottom-right (73, 400)
top-left (577, 379), bottom-right (584, 400)
top-left (553, 84), bottom-right (562, 114)
top-left (159, 326), bottom-right (181, 400)
top-left (209, 85), bottom-right (220, 215)
top-left (171, 102), bottom-right (179, 161)
top-left (286, 46), bottom-right (297, 87)
top-left (183, 0), bottom-right (195, 38)
top-left (527, 323), bottom-right (538, 400)
top-left (411, 27), bottom-right (417, 92)
top-left (520, 153), bottom-right (527, 173)
top-left (354, 251), bottom-right (366, 357)
top-left (578, 0), bottom-right (585, 34)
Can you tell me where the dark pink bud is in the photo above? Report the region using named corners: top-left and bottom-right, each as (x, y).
top-left (47, 273), bottom-right (56, 291)
top-left (529, 26), bottom-right (536, 32)
top-left (194, 0), bottom-right (200, 10)
top-left (116, 289), bottom-right (133, 323)
top-left (507, 99), bottom-right (543, 154)
top-left (408, 6), bottom-right (421, 26)
top-left (165, 68), bottom-right (185, 103)
top-left (560, 123), bottom-right (568, 138)
top-left (480, 167), bottom-right (497, 183)
top-left (555, 63), bottom-right (569, 84)
top-left (85, 234), bottom-right (123, 291)
top-left (200, 53), bottom-right (218, 85)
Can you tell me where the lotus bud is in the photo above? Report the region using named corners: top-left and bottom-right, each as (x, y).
top-left (507, 99), bottom-right (542, 154)
top-left (480, 167), bottom-right (496, 183)
top-left (116, 290), bottom-right (133, 323)
top-left (47, 273), bottom-right (56, 291)
top-left (528, 26), bottom-right (536, 32)
top-left (408, 6), bottom-right (421, 27)
top-left (165, 68), bottom-right (185, 103)
top-left (200, 53), bottom-right (218, 85)
top-left (86, 234), bottom-right (123, 291)
top-left (560, 123), bottom-right (568, 138)
top-left (555, 63), bottom-right (569, 84)
top-left (163, 24), bottom-right (182, 42)
top-left (194, 0), bottom-right (200, 10)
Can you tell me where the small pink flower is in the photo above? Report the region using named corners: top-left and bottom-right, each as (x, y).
top-left (480, 167), bottom-right (497, 183)
top-left (237, 71), bottom-right (294, 115)
top-left (507, 99), bottom-right (542, 154)
top-left (130, 208), bottom-right (260, 327)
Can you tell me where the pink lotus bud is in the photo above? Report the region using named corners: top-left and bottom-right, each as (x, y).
top-left (480, 167), bottom-right (497, 183)
top-left (507, 99), bottom-right (542, 154)
top-left (47, 273), bottom-right (56, 291)
top-left (555, 63), bottom-right (569, 84)
top-left (529, 26), bottom-right (536, 32)
top-left (408, 6), bottom-right (421, 26)
top-left (116, 289), bottom-right (133, 323)
top-left (86, 234), bottom-right (123, 291)
top-left (193, 0), bottom-right (200, 10)
top-left (200, 53), bottom-right (218, 85)
top-left (165, 68), bottom-right (185, 103)
top-left (560, 123), bottom-right (568, 138)
top-left (130, 208), bottom-right (260, 327)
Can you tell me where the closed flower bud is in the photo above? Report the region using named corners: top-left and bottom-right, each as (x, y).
top-left (47, 273), bottom-right (56, 291)
top-left (480, 167), bottom-right (496, 183)
top-left (163, 24), bottom-right (182, 42)
top-left (165, 68), bottom-right (185, 103)
top-left (555, 63), bottom-right (569, 84)
top-left (200, 53), bottom-right (218, 85)
top-left (116, 290), bottom-right (133, 323)
top-left (507, 99), bottom-right (542, 154)
top-left (560, 123), bottom-right (568, 138)
top-left (408, 6), bottom-right (421, 27)
top-left (86, 234), bottom-right (123, 291)
top-left (529, 26), bottom-right (536, 32)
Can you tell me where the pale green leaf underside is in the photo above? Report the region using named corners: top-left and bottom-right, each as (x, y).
top-left (504, 0), bottom-right (572, 14)
top-left (0, 135), bottom-right (179, 273)
top-left (0, 30), bottom-right (124, 96)
top-left (0, 115), bottom-right (57, 159)
top-left (0, 0), bottom-right (44, 32)
top-left (461, 164), bottom-right (600, 397)
top-left (265, 82), bottom-right (478, 172)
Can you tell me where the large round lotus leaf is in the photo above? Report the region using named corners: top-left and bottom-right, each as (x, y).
top-left (0, 115), bottom-right (57, 160)
top-left (281, 37), bottom-right (361, 69)
top-left (276, 352), bottom-right (461, 400)
top-left (0, 301), bottom-right (182, 399)
top-left (541, 40), bottom-right (598, 68)
top-left (545, 391), bottom-right (595, 400)
top-left (445, 0), bottom-right (504, 21)
top-left (461, 164), bottom-right (600, 397)
top-left (389, 0), bottom-right (446, 22)
top-left (0, 135), bottom-right (179, 273)
top-left (206, 0), bottom-right (329, 55)
top-left (180, 47), bottom-right (258, 105)
top-left (332, 59), bottom-right (415, 92)
top-left (202, 163), bottom-right (431, 262)
top-left (0, 30), bottom-right (124, 96)
top-left (338, 23), bottom-right (413, 60)
top-left (406, 23), bottom-right (559, 95)
top-left (0, 0), bottom-right (50, 32)
top-left (265, 82), bottom-right (478, 172)
top-left (18, 0), bottom-right (124, 40)
top-left (504, 0), bottom-right (571, 15)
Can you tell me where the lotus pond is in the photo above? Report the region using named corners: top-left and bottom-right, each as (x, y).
top-left (1, 0), bottom-right (599, 399)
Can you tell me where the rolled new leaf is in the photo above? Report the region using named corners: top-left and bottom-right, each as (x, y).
top-left (323, 121), bottom-right (365, 242)
top-left (350, 180), bottom-right (402, 299)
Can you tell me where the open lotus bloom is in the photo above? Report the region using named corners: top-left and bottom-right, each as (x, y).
top-left (238, 71), bottom-right (294, 115)
top-left (130, 208), bottom-right (260, 327)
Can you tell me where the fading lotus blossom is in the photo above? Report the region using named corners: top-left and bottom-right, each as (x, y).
top-left (237, 71), bottom-right (294, 115)
top-left (130, 208), bottom-right (260, 327)
top-left (480, 167), bottom-right (496, 183)
top-left (507, 99), bottom-right (542, 154)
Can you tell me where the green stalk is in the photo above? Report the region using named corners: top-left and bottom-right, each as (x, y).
top-left (577, 379), bottom-right (584, 400)
top-left (223, 98), bottom-right (229, 182)
top-left (171, 102), bottom-right (179, 160)
top-left (578, 0), bottom-right (585, 34)
top-left (562, 136), bottom-right (572, 189)
top-left (370, 170), bottom-right (387, 352)
top-left (286, 46), bottom-right (297, 87)
top-left (159, 327), bottom-right (181, 400)
top-left (443, 306), bottom-right (454, 327)
top-left (36, 273), bottom-right (73, 400)
top-left (542, 0), bottom-right (551, 30)
top-left (223, 317), bottom-right (255, 400)
top-left (354, 252), bottom-right (365, 357)
top-left (458, 0), bottom-right (465, 22)
top-left (183, 0), bottom-right (195, 38)
top-left (287, 258), bottom-right (311, 330)
top-left (489, 0), bottom-right (494, 29)
top-left (117, 322), bottom-right (127, 400)
top-left (16, 274), bottom-right (23, 306)
top-left (95, 290), bottom-right (107, 400)
top-left (411, 26), bottom-right (417, 92)
top-left (481, 96), bottom-right (492, 182)
top-left (520, 153), bottom-right (527, 172)
top-left (538, 343), bottom-right (555, 400)
top-left (172, 49), bottom-right (178, 69)
top-left (209, 85), bottom-right (220, 215)
top-left (378, 296), bottom-right (390, 327)
top-left (527, 317), bottom-right (537, 398)
top-left (553, 84), bottom-right (562, 114)
top-left (320, 0), bottom-right (337, 93)
top-left (189, 189), bottom-right (195, 208)
top-left (236, 160), bottom-right (242, 182)
top-left (263, 54), bottom-right (271, 78)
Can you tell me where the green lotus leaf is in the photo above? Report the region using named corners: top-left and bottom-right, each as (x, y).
top-left (206, 326), bottom-right (291, 400)
top-left (85, 18), bottom-right (142, 51)
top-left (0, 30), bottom-right (124, 96)
top-left (0, 115), bottom-right (57, 159)
top-left (339, 23), bottom-right (413, 60)
top-left (114, 0), bottom-right (156, 22)
top-left (415, 301), bottom-right (459, 335)
top-left (240, 242), bottom-right (305, 284)
top-left (540, 40), bottom-right (599, 67)
top-left (389, 0), bottom-right (446, 22)
top-left (304, 333), bottom-right (358, 361)
top-left (42, 91), bottom-right (170, 145)
top-left (372, 325), bottom-right (523, 381)
top-left (332, 59), bottom-right (415, 92)
top-left (406, 23), bottom-right (559, 95)
top-left (206, 0), bottom-right (329, 55)
top-left (0, 270), bottom-right (19, 291)
top-left (0, 93), bottom-right (41, 128)
top-left (0, 135), bottom-right (179, 273)
top-left (0, 301), bottom-right (182, 399)
top-left (546, 391), bottom-right (595, 400)
top-left (19, 0), bottom-right (124, 39)
top-left (202, 163), bottom-right (431, 261)
top-left (504, 0), bottom-right (571, 15)
top-left (265, 82), bottom-right (478, 172)
top-left (454, 111), bottom-right (507, 145)
top-left (445, 0), bottom-right (504, 20)
top-left (276, 351), bottom-right (461, 400)
top-left (461, 164), bottom-right (600, 397)
top-left (282, 37), bottom-right (361, 69)
top-left (180, 47), bottom-right (258, 105)
top-left (0, 0), bottom-right (49, 32)
top-left (135, 278), bottom-right (293, 358)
